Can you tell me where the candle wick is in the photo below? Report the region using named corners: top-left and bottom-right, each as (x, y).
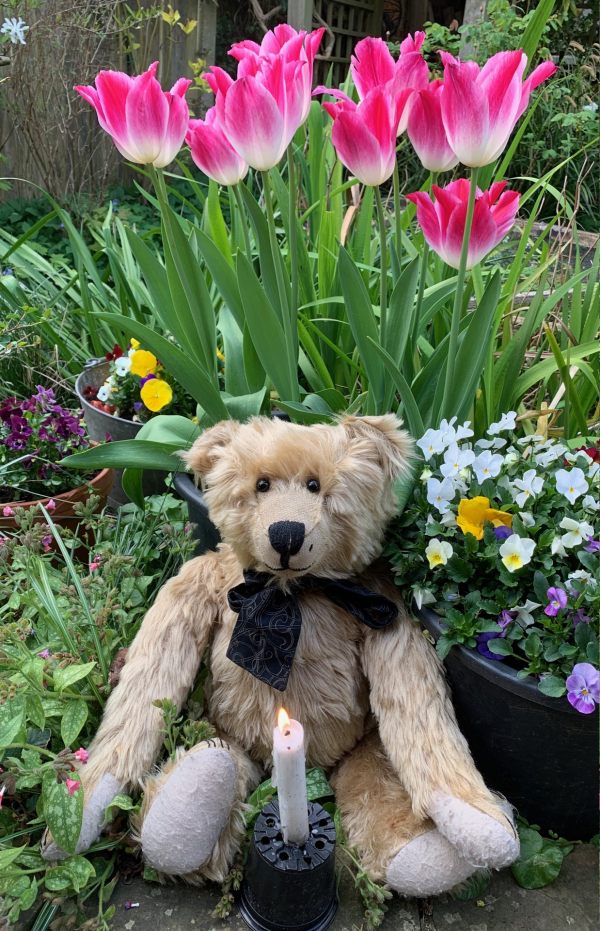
top-left (283, 728), bottom-right (291, 737)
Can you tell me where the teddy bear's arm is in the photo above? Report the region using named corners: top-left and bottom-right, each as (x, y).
top-left (361, 608), bottom-right (494, 820)
top-left (82, 552), bottom-right (221, 794)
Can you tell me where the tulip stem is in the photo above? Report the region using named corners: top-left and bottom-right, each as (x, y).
top-left (412, 171), bottom-right (437, 354)
top-left (262, 169), bottom-right (297, 394)
top-left (393, 161), bottom-right (402, 266)
top-left (232, 184), bottom-right (253, 265)
top-left (374, 185), bottom-right (388, 347)
top-left (287, 144), bottom-right (299, 338)
top-left (441, 165), bottom-right (479, 418)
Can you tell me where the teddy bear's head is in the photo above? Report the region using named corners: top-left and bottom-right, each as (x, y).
top-left (183, 415), bottom-right (413, 580)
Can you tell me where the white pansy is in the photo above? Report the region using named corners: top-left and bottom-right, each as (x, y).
top-left (441, 443), bottom-right (475, 479)
top-left (551, 536), bottom-right (567, 557)
top-left (559, 517), bottom-right (594, 549)
top-left (472, 450), bottom-right (504, 484)
top-left (567, 570), bottom-right (597, 591)
top-left (511, 469), bottom-right (544, 508)
top-left (1, 16), bottom-right (29, 44)
top-left (413, 587), bottom-right (436, 610)
top-left (488, 412), bottom-right (517, 435)
top-left (437, 417), bottom-right (473, 446)
top-left (499, 535), bottom-right (536, 572)
top-left (454, 421), bottom-right (474, 442)
top-left (516, 434), bottom-right (545, 446)
top-left (513, 600), bottom-right (541, 626)
top-left (475, 437), bottom-right (507, 450)
top-left (555, 467), bottom-right (589, 504)
top-left (426, 477), bottom-right (456, 514)
top-left (582, 495), bottom-right (600, 512)
top-left (420, 468), bottom-right (433, 482)
top-left (425, 538), bottom-right (453, 569)
top-left (534, 444), bottom-right (568, 467)
top-left (564, 451), bottom-right (592, 466)
top-left (519, 512), bottom-right (535, 528)
top-left (97, 384), bottom-right (112, 402)
top-left (440, 510), bottom-right (458, 528)
top-left (114, 355), bottom-right (132, 377)
top-left (416, 428), bottom-right (447, 461)
top-left (589, 462), bottom-right (600, 479)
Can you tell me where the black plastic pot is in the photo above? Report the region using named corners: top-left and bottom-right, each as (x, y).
top-left (172, 472), bottom-right (220, 556)
top-left (419, 608), bottom-right (597, 840)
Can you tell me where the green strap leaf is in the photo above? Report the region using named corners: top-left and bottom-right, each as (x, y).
top-left (338, 246), bottom-right (385, 411)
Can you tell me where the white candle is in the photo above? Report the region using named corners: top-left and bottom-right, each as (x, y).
top-left (272, 708), bottom-right (309, 846)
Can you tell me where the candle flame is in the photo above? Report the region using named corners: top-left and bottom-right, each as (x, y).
top-left (278, 707), bottom-right (291, 734)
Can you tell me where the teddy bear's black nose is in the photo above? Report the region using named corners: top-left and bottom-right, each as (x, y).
top-left (268, 521), bottom-right (305, 566)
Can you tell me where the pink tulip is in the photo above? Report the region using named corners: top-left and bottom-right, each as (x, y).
top-left (407, 80), bottom-right (458, 173)
top-left (440, 50), bottom-right (557, 167)
top-left (322, 86), bottom-right (403, 186)
top-left (351, 33), bottom-right (429, 135)
top-left (206, 54), bottom-right (307, 171)
top-left (407, 180), bottom-right (519, 269)
top-left (229, 24), bottom-right (325, 123)
top-left (186, 108), bottom-right (248, 185)
top-left (75, 62), bottom-right (191, 168)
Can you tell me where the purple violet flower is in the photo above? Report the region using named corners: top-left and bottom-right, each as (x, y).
top-left (585, 539), bottom-right (600, 553)
top-left (572, 608), bottom-right (591, 626)
top-left (565, 663), bottom-right (599, 714)
top-left (139, 373), bottom-right (156, 387)
top-left (37, 649), bottom-right (51, 659)
top-left (476, 610), bottom-right (515, 660)
top-left (133, 401), bottom-right (144, 411)
top-left (544, 586), bottom-right (568, 617)
top-left (493, 525), bottom-right (513, 540)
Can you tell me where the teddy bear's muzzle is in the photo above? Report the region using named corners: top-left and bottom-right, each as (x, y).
top-left (267, 520), bottom-right (306, 568)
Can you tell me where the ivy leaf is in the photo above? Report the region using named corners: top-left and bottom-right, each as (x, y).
top-left (511, 845), bottom-right (565, 889)
top-left (537, 675), bottom-right (566, 698)
top-left (305, 768), bottom-right (334, 801)
top-left (60, 700), bottom-right (88, 746)
top-left (42, 772), bottom-right (83, 856)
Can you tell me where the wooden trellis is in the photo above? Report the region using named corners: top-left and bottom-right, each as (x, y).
top-left (289, 0), bottom-right (385, 84)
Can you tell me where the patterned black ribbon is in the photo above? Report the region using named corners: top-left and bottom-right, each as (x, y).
top-left (227, 570), bottom-right (398, 691)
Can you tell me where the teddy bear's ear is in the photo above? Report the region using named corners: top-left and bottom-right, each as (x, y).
top-left (340, 414), bottom-right (415, 481)
top-left (181, 420), bottom-right (239, 479)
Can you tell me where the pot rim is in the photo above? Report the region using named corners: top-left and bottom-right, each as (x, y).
top-left (418, 606), bottom-right (583, 714)
top-left (0, 467), bottom-right (113, 512)
top-left (75, 361), bottom-right (142, 430)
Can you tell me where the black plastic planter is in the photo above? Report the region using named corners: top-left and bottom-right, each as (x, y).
top-left (172, 472), bottom-right (220, 556)
top-left (419, 607), bottom-right (598, 840)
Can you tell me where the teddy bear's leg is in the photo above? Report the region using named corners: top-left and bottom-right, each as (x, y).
top-left (363, 619), bottom-right (519, 871)
top-left (332, 732), bottom-right (477, 897)
top-left (133, 737), bottom-right (262, 882)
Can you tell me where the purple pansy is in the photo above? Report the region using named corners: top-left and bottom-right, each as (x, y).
top-left (565, 663), bottom-right (599, 714)
top-left (139, 373), bottom-right (156, 387)
top-left (585, 539), bottom-right (600, 553)
top-left (544, 586), bottom-right (568, 617)
top-left (493, 525), bottom-right (513, 540)
top-left (571, 608), bottom-right (591, 626)
top-left (476, 609), bottom-right (515, 660)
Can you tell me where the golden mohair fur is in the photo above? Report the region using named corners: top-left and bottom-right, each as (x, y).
top-left (72, 415), bottom-right (515, 885)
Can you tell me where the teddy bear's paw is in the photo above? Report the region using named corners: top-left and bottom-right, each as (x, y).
top-left (141, 747), bottom-right (237, 876)
top-left (429, 792), bottom-right (519, 869)
top-left (386, 829), bottom-right (476, 897)
top-left (41, 774), bottom-right (123, 861)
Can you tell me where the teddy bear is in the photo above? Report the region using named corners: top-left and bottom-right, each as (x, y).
top-left (43, 415), bottom-right (519, 896)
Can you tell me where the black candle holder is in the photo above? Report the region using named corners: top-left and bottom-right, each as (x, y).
top-left (239, 798), bottom-right (337, 931)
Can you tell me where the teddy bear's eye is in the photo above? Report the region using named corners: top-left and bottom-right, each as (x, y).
top-left (306, 478), bottom-right (320, 493)
top-left (256, 478), bottom-right (270, 493)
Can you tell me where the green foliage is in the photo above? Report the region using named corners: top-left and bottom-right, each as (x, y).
top-left (511, 820), bottom-right (574, 888)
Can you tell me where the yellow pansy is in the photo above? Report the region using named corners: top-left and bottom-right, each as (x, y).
top-left (140, 378), bottom-right (173, 412)
top-left (457, 496), bottom-right (513, 540)
top-left (130, 338), bottom-right (140, 350)
top-left (130, 349), bottom-right (158, 378)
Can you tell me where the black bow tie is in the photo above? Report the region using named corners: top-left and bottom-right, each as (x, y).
top-left (226, 570), bottom-right (397, 691)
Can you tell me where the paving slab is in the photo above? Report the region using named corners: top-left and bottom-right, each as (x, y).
top-left (107, 844), bottom-right (597, 931)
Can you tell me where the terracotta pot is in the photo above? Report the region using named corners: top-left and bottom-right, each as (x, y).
top-left (0, 468), bottom-right (114, 533)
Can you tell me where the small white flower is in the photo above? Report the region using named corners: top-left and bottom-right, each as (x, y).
top-left (504, 451), bottom-right (520, 467)
top-left (559, 517), bottom-right (594, 549)
top-left (114, 355), bottom-right (132, 377)
top-left (440, 510), bottom-right (458, 528)
top-left (516, 434), bottom-right (545, 446)
top-left (97, 384), bottom-right (112, 402)
top-left (555, 467), bottom-right (589, 504)
top-left (513, 600), bottom-right (541, 626)
top-left (416, 428), bottom-right (447, 461)
top-left (519, 512), bottom-right (535, 528)
top-left (567, 570), bottom-right (596, 591)
top-left (582, 495), bottom-right (600, 512)
top-left (454, 421), bottom-right (474, 442)
top-left (413, 587), bottom-right (436, 610)
top-left (1, 16), bottom-right (29, 45)
top-left (425, 538), bottom-right (453, 569)
top-left (441, 443), bottom-right (475, 479)
top-left (590, 461), bottom-right (600, 479)
top-left (420, 467), bottom-right (433, 482)
top-left (551, 536), bottom-right (567, 557)
top-left (583, 101), bottom-right (598, 112)
top-left (488, 411), bottom-right (517, 435)
top-left (426, 477), bottom-right (456, 514)
top-left (475, 437), bottom-right (507, 450)
top-left (534, 443), bottom-right (568, 467)
top-left (511, 469), bottom-right (544, 508)
top-left (472, 450), bottom-right (504, 484)
top-left (499, 534), bottom-right (536, 572)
